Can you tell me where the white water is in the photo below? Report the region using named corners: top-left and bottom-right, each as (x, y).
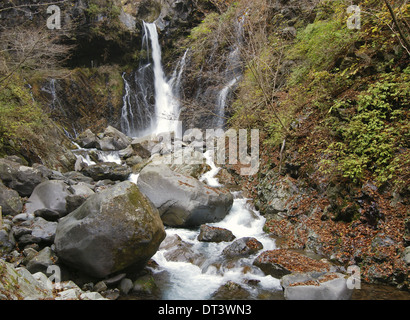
top-left (144, 22), bottom-right (180, 136)
top-left (151, 152), bottom-right (280, 300)
top-left (120, 23), bottom-right (186, 138)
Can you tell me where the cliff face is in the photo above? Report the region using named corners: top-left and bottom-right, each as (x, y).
top-left (0, 0), bottom-right (208, 168)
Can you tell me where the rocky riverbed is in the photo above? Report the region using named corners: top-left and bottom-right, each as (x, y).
top-left (0, 126), bottom-right (409, 300)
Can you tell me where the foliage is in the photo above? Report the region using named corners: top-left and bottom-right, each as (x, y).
top-left (322, 68), bottom-right (410, 187)
top-left (288, 17), bottom-right (359, 85)
top-left (0, 75), bottom-right (45, 153)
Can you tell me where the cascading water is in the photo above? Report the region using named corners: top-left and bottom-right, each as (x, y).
top-left (121, 22), bottom-right (186, 137)
top-left (150, 151), bottom-right (281, 300)
top-left (214, 18), bottom-right (245, 128)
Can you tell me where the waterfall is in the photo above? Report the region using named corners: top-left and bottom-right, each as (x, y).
top-left (120, 22), bottom-right (185, 138)
top-left (41, 78), bottom-right (62, 111)
top-left (214, 19), bottom-right (244, 128)
top-left (144, 22), bottom-right (180, 135)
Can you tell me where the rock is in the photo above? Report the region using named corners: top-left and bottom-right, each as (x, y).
top-left (97, 126), bottom-right (132, 151)
top-left (0, 229), bottom-right (15, 254)
top-left (150, 148), bottom-right (210, 179)
top-left (102, 288), bottom-right (120, 300)
top-left (132, 274), bottom-right (158, 296)
top-left (160, 234), bottom-right (204, 266)
top-left (0, 182), bottom-right (23, 216)
top-left (76, 129), bottom-right (99, 148)
top-left (281, 26), bottom-right (297, 39)
top-left (34, 208), bottom-right (61, 222)
top-left (63, 171), bottom-right (94, 184)
top-left (130, 135), bottom-right (157, 158)
top-left (253, 249), bottom-right (330, 279)
top-left (137, 164), bottom-right (233, 227)
top-left (119, 278), bottom-right (134, 295)
top-left (403, 247), bottom-right (410, 265)
top-left (26, 246), bottom-right (57, 274)
top-left (80, 291), bottom-right (107, 300)
top-left (255, 175), bottom-right (302, 215)
top-left (25, 180), bottom-right (72, 216)
top-left (13, 217), bottom-right (57, 247)
top-left (65, 183), bottom-right (95, 213)
top-left (222, 237), bottom-right (263, 257)
top-left (211, 281), bottom-right (251, 300)
top-left (0, 260), bottom-right (53, 300)
top-left (197, 225), bottom-right (236, 243)
top-left (0, 158), bottom-right (45, 197)
top-left (56, 288), bottom-right (80, 300)
top-left (81, 162), bottom-right (132, 181)
top-left (54, 181), bottom-right (165, 278)
top-left (93, 281), bottom-right (108, 293)
top-left (281, 272), bottom-right (353, 300)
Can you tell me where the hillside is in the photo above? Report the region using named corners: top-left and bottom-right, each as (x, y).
top-left (0, 0), bottom-right (409, 297)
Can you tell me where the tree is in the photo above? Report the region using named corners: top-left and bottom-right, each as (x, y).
top-left (383, 0), bottom-right (410, 52)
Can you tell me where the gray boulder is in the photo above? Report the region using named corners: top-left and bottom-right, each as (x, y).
top-left (26, 246), bottom-right (58, 274)
top-left (0, 158), bottom-right (45, 197)
top-left (54, 181), bottom-right (165, 278)
top-left (197, 225), bottom-right (236, 243)
top-left (76, 129), bottom-right (98, 148)
top-left (137, 164), bottom-right (233, 227)
top-left (0, 181), bottom-right (23, 216)
top-left (97, 126), bottom-right (132, 151)
top-left (281, 272), bottom-right (353, 300)
top-left (81, 162), bottom-right (132, 181)
top-left (25, 180), bottom-right (71, 216)
top-left (222, 237), bottom-right (263, 257)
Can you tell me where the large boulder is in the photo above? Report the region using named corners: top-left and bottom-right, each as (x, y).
top-left (281, 272), bottom-right (353, 300)
top-left (76, 129), bottom-right (98, 148)
top-left (81, 162), bottom-right (132, 181)
top-left (222, 237), bottom-right (263, 258)
top-left (137, 164), bottom-right (233, 227)
top-left (0, 159), bottom-right (45, 197)
top-left (25, 180), bottom-right (72, 216)
top-left (0, 181), bottom-right (23, 216)
top-left (97, 126), bottom-right (132, 151)
top-left (54, 181), bottom-right (165, 278)
top-left (253, 249), bottom-right (330, 279)
top-left (197, 225), bottom-right (236, 243)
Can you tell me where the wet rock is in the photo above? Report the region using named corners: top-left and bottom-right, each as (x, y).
top-left (0, 182), bottom-right (23, 216)
top-left (26, 246), bottom-right (58, 274)
top-left (81, 162), bottom-right (132, 181)
top-left (222, 237), bottom-right (263, 258)
top-left (76, 129), bottom-right (99, 148)
top-left (97, 126), bottom-right (132, 151)
top-left (30, 217), bottom-right (58, 244)
top-left (160, 234), bottom-right (204, 265)
top-left (211, 281), bottom-right (251, 300)
top-left (281, 272), bottom-right (353, 300)
top-left (197, 225), bottom-right (236, 243)
top-left (0, 229), bottom-right (15, 254)
top-left (253, 249), bottom-right (330, 279)
top-left (25, 180), bottom-right (71, 216)
top-left (137, 164), bottom-right (233, 227)
top-left (132, 274), bottom-right (158, 296)
top-left (0, 158), bottom-right (45, 197)
top-left (54, 181), bottom-right (165, 278)
top-left (119, 278), bottom-right (133, 295)
top-left (34, 209), bottom-right (61, 222)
